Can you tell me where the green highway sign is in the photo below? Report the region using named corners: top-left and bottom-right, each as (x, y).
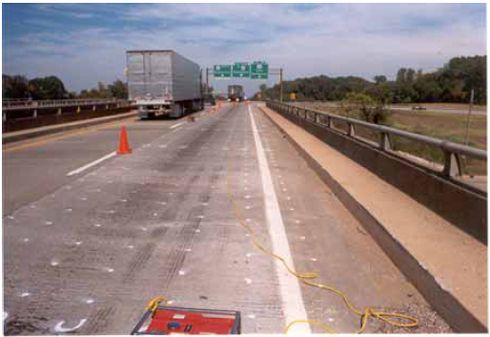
top-left (232, 62), bottom-right (250, 78)
top-left (213, 65), bottom-right (231, 78)
top-left (250, 61), bottom-right (269, 79)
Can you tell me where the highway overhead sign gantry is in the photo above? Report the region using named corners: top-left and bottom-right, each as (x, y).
top-left (250, 61), bottom-right (269, 79)
top-left (232, 62), bottom-right (250, 78)
top-left (213, 65), bottom-right (232, 78)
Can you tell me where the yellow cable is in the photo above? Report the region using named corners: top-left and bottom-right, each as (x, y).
top-left (226, 155), bottom-right (418, 334)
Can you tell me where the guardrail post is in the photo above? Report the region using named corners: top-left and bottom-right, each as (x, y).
top-left (93, 105), bottom-right (96, 111)
top-left (105, 105), bottom-right (109, 110)
top-left (348, 123), bottom-right (355, 136)
top-left (32, 109), bottom-right (37, 119)
top-left (442, 151), bottom-right (462, 177)
top-left (77, 106), bottom-right (81, 114)
top-left (380, 132), bottom-right (391, 151)
top-left (327, 116), bottom-right (333, 128)
top-left (57, 108), bottom-right (62, 116)
top-left (3, 112), bottom-right (6, 122)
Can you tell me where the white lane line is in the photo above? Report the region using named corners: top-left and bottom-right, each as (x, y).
top-left (248, 104), bottom-right (311, 334)
top-left (66, 151), bottom-right (116, 176)
top-left (170, 122), bottom-right (185, 129)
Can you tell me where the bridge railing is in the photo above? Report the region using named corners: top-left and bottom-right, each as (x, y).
top-left (266, 100), bottom-right (487, 179)
top-left (3, 98), bottom-right (129, 110)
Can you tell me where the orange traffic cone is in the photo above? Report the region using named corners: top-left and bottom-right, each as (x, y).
top-left (117, 126), bottom-right (132, 155)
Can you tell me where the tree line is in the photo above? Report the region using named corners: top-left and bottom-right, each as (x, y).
top-left (2, 75), bottom-right (128, 100)
top-left (256, 55), bottom-right (486, 105)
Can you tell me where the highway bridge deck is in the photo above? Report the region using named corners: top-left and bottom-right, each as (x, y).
top-left (3, 103), bottom-right (449, 334)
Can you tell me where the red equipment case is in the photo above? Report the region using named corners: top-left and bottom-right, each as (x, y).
top-left (131, 305), bottom-right (241, 335)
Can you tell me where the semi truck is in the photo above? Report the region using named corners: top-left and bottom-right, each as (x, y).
top-left (126, 50), bottom-right (203, 119)
top-left (227, 85), bottom-right (244, 102)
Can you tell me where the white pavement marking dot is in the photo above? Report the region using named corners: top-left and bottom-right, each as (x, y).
top-left (247, 314), bottom-right (256, 319)
top-left (85, 298), bottom-right (95, 304)
top-left (80, 197), bottom-right (88, 201)
top-left (244, 278), bottom-right (252, 285)
top-left (310, 257), bottom-right (318, 262)
top-left (7, 215), bottom-right (14, 220)
top-left (128, 245), bottom-right (134, 249)
top-left (45, 221), bottom-right (53, 225)
top-left (94, 223), bottom-right (101, 228)
top-left (75, 241), bottom-right (82, 246)
top-left (300, 236), bottom-right (306, 241)
top-left (54, 319), bottom-right (87, 333)
top-left (178, 269), bottom-right (187, 276)
top-left (65, 208), bottom-right (73, 212)
top-left (23, 238), bottom-right (30, 243)
top-left (50, 259), bottom-right (59, 266)
top-left (66, 152), bottom-right (116, 176)
top-left (184, 248), bottom-right (192, 252)
top-left (248, 104), bottom-right (311, 334)
top-left (3, 312), bottom-right (8, 321)
top-left (106, 268), bottom-right (114, 273)
top-left (19, 292), bottom-right (31, 297)
top-left (195, 229), bottom-right (201, 233)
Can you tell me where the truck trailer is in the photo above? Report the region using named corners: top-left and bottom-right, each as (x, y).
top-left (227, 85), bottom-right (244, 102)
top-left (126, 50), bottom-right (203, 119)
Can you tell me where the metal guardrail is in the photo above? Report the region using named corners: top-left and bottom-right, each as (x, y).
top-left (2, 98), bottom-right (132, 122)
top-left (266, 100), bottom-right (487, 178)
top-left (3, 98), bottom-right (129, 110)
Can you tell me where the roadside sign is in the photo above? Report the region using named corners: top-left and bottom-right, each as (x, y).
top-left (250, 61), bottom-right (268, 79)
top-left (213, 65), bottom-right (231, 78)
top-left (232, 62), bottom-right (250, 78)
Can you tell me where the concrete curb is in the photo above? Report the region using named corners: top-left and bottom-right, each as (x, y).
top-left (259, 106), bottom-right (487, 333)
top-left (3, 111), bottom-right (138, 144)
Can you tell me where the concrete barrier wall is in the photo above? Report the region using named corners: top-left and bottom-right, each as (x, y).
top-left (270, 106), bottom-right (487, 244)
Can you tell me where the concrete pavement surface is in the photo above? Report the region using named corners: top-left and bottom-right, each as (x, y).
top-left (3, 103), bottom-right (449, 334)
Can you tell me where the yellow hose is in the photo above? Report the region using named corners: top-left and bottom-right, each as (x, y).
top-left (226, 153), bottom-right (418, 334)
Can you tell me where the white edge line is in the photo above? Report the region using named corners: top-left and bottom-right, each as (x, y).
top-left (170, 122), bottom-right (185, 129)
top-left (66, 151), bottom-right (117, 176)
top-left (248, 104), bottom-right (311, 334)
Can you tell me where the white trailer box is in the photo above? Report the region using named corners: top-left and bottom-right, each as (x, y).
top-left (127, 50), bottom-right (203, 118)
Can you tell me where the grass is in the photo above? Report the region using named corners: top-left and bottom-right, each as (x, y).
top-left (300, 102), bottom-right (487, 175)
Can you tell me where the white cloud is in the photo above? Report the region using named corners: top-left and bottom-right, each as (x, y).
top-left (3, 3), bottom-right (485, 96)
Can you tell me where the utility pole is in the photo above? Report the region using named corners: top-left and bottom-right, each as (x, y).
top-left (463, 88), bottom-right (474, 146)
top-left (279, 68), bottom-right (283, 102)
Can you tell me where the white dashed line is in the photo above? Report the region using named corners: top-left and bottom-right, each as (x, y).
top-left (66, 152), bottom-right (116, 176)
top-left (170, 122), bottom-right (185, 129)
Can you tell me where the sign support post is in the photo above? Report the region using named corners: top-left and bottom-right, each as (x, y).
top-left (279, 68), bottom-right (283, 102)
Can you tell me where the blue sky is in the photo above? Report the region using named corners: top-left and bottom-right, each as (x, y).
top-left (2, 3), bottom-right (486, 96)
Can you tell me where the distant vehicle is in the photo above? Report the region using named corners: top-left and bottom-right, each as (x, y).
top-left (126, 50), bottom-right (203, 119)
top-left (228, 85), bottom-right (244, 102)
top-left (411, 105), bottom-right (427, 111)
